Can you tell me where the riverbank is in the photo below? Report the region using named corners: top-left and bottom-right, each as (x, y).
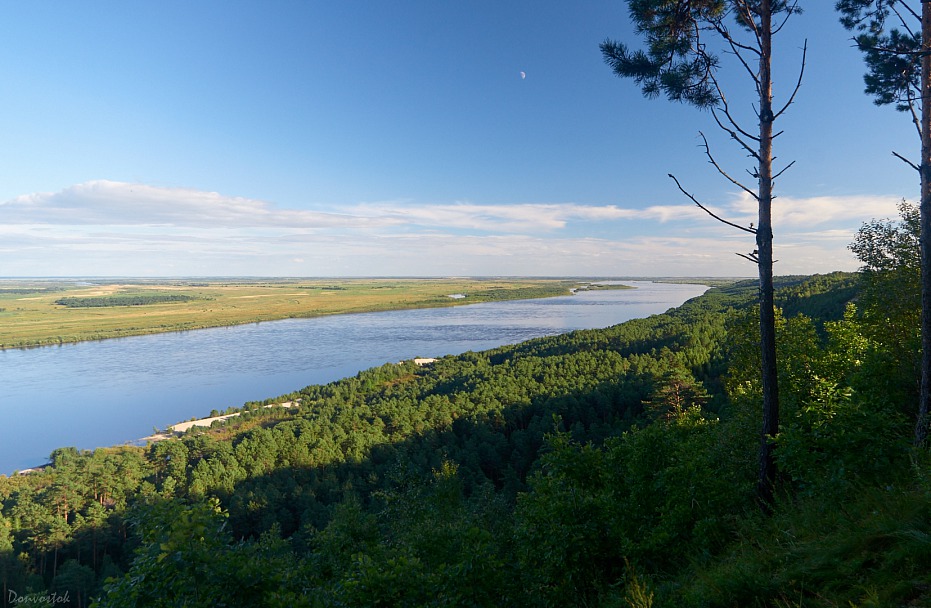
top-left (0, 277), bottom-right (585, 349)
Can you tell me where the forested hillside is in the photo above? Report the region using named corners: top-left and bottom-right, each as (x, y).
top-left (1, 269), bottom-right (927, 607)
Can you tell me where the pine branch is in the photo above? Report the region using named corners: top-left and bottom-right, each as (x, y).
top-left (853, 38), bottom-right (925, 56)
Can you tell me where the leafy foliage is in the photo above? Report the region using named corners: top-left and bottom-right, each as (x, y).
top-left (851, 202), bottom-right (920, 321)
top-left (848, 202), bottom-right (922, 417)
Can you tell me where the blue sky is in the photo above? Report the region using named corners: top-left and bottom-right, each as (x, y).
top-left (0, 1), bottom-right (918, 277)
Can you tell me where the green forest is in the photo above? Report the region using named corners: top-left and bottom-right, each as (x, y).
top-left (0, 201), bottom-right (928, 605)
top-left (6, 1), bottom-right (931, 603)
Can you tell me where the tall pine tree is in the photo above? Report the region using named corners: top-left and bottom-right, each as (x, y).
top-left (836, 0), bottom-right (931, 446)
top-left (601, 0), bottom-right (805, 509)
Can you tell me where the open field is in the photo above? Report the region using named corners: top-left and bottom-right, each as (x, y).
top-left (0, 277), bottom-right (587, 349)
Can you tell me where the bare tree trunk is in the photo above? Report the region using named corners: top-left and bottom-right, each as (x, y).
top-left (756, 0), bottom-right (780, 511)
top-left (917, 0), bottom-right (931, 447)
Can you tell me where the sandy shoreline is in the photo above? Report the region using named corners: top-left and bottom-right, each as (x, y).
top-left (14, 401), bottom-right (300, 475)
top-left (138, 401), bottom-right (298, 443)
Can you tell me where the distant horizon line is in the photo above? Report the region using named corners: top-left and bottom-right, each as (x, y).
top-left (0, 274), bottom-right (770, 281)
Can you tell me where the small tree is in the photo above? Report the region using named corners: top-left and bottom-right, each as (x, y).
top-left (601, 0), bottom-right (805, 509)
top-left (850, 202), bottom-right (922, 403)
top-left (836, 0), bottom-right (931, 446)
top-left (850, 201), bottom-right (920, 331)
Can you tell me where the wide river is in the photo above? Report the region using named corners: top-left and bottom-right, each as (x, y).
top-left (0, 281), bottom-right (707, 473)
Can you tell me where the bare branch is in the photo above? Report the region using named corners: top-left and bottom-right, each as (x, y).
top-left (711, 108), bottom-right (759, 157)
top-left (707, 16), bottom-right (761, 90)
top-left (736, 252), bottom-right (760, 265)
top-left (668, 173), bottom-right (757, 235)
top-left (719, 33), bottom-right (762, 94)
top-left (716, 24), bottom-right (760, 56)
top-left (911, 106), bottom-right (922, 139)
top-left (772, 159), bottom-right (796, 181)
top-left (707, 69), bottom-right (761, 146)
top-left (890, 1), bottom-right (920, 31)
top-left (906, 89), bottom-right (922, 139)
top-left (900, 1), bottom-right (919, 22)
top-left (699, 132), bottom-right (759, 200)
top-left (773, 40), bottom-right (807, 120)
top-left (892, 150), bottom-right (921, 172)
top-left (711, 9), bottom-right (768, 105)
top-left (771, 0), bottom-right (801, 35)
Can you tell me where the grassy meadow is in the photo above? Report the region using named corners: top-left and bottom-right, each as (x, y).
top-left (0, 278), bottom-right (584, 349)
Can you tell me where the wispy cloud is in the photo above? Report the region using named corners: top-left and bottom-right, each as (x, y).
top-left (0, 181), bottom-right (391, 229)
top-left (349, 202), bottom-right (644, 232)
top-left (1, 180), bottom-right (903, 233)
top-left (727, 191), bottom-right (902, 227)
top-left (2, 182), bottom-right (646, 234)
top-left (0, 180), bottom-right (902, 276)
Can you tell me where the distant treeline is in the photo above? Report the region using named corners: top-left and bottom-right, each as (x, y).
top-left (0, 287), bottom-right (64, 294)
top-left (55, 294), bottom-right (201, 308)
top-left (461, 285), bottom-right (574, 302)
top-left (579, 283), bottom-right (635, 291)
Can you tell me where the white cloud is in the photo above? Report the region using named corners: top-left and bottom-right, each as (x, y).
top-left (0, 180), bottom-right (392, 230)
top-left (352, 202), bottom-right (641, 232)
top-left (0, 181), bottom-right (896, 276)
top-left (727, 191), bottom-right (902, 227)
top-left (1, 182), bottom-right (647, 234)
top-left (637, 204), bottom-right (709, 223)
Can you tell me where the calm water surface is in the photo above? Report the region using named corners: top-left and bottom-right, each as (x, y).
top-left (0, 281), bottom-right (706, 472)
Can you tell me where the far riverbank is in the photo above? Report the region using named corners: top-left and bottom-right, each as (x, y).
top-left (0, 277), bottom-right (602, 350)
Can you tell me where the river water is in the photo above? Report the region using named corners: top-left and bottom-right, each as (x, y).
top-left (0, 281), bottom-right (707, 472)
